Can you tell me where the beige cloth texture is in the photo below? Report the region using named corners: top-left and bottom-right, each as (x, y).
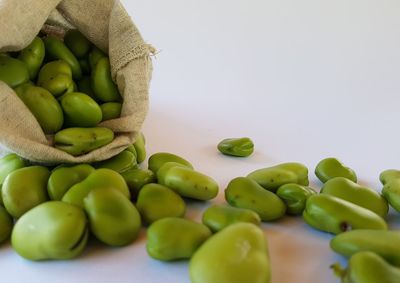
top-left (0, 0), bottom-right (153, 164)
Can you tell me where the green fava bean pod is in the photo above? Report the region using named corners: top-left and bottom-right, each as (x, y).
top-left (79, 58), bottom-right (91, 75)
top-left (276, 183), bottom-right (316, 215)
top-left (380, 169), bottom-right (400, 185)
top-left (156, 162), bottom-right (189, 183)
top-left (88, 46), bottom-right (106, 70)
top-left (331, 251), bottom-right (400, 283)
top-left (84, 187), bottom-right (141, 246)
top-left (11, 201), bottom-right (88, 260)
top-left (47, 164), bottom-right (95, 200)
top-left (121, 168), bottom-right (156, 199)
top-left (315, 157), bottom-right (357, 183)
top-left (18, 36), bottom-right (45, 80)
top-left (2, 166), bottom-right (50, 218)
top-left (330, 229), bottom-right (400, 266)
top-left (93, 150), bottom-right (137, 173)
top-left (16, 85), bottom-right (64, 134)
top-left (91, 57), bottom-right (121, 102)
top-left (158, 166), bottom-right (219, 201)
top-left (43, 36), bottom-right (82, 80)
top-left (225, 177), bottom-right (286, 221)
top-left (247, 162), bottom-right (309, 192)
top-left (189, 223), bottom-right (271, 283)
top-left (64, 29), bottom-right (91, 59)
top-left (320, 177), bottom-right (388, 217)
top-left (0, 205), bottom-right (12, 244)
top-left (60, 92), bottom-right (103, 127)
top-left (217, 137), bottom-right (254, 157)
top-left (37, 60), bottom-right (74, 97)
top-left (0, 55), bottom-right (29, 88)
top-left (0, 153), bottom-right (27, 205)
top-left (62, 168), bottom-right (130, 208)
top-left (100, 102), bottom-right (122, 121)
top-left (302, 194), bottom-right (387, 235)
top-left (77, 76), bottom-right (96, 99)
top-left (146, 217), bottom-right (212, 261)
top-left (148, 152), bottom-right (193, 174)
top-left (133, 132), bottom-right (146, 163)
top-left (202, 204), bottom-right (261, 233)
top-left (382, 179), bottom-right (400, 212)
top-left (54, 127), bottom-right (114, 156)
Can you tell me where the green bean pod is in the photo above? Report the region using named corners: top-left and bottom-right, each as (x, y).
top-left (91, 57), bottom-right (121, 102)
top-left (0, 55), bottom-right (29, 88)
top-left (148, 152), bottom-right (193, 174)
top-left (88, 46), bottom-right (106, 70)
top-left (100, 102), bottom-right (122, 121)
top-left (133, 132), bottom-right (146, 163)
top-left (382, 179), bottom-right (400, 212)
top-left (0, 153), bottom-right (27, 205)
top-left (37, 60), bottom-right (74, 97)
top-left (18, 36), bottom-right (45, 80)
top-left (315, 157), bottom-right (357, 183)
top-left (217, 137), bottom-right (254, 157)
top-left (380, 169), bottom-right (400, 185)
top-left (93, 150), bottom-right (137, 173)
top-left (121, 168), bottom-right (156, 200)
top-left (64, 29), bottom-right (91, 59)
top-left (276, 183), bottom-right (316, 215)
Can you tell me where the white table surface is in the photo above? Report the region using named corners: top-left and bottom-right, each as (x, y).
top-left (2, 0), bottom-right (400, 282)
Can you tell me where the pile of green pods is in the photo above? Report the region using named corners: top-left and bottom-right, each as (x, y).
top-left (1, 30), bottom-right (123, 156)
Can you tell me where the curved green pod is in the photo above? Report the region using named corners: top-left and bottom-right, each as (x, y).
top-left (302, 194), bottom-right (387, 235)
top-left (315, 157), bottom-right (357, 183)
top-left (276, 183), bottom-right (316, 215)
top-left (93, 150), bottom-right (137, 173)
top-left (146, 217), bottom-right (211, 261)
top-left (100, 102), bottom-right (122, 121)
top-left (0, 55), bottom-right (29, 88)
top-left (37, 60), bottom-right (74, 97)
top-left (60, 92), bottom-right (103, 127)
top-left (217, 137), bottom-right (254, 157)
top-left (158, 166), bottom-right (218, 201)
top-left (0, 205), bottom-right (12, 244)
top-left (2, 166), bottom-right (50, 218)
top-left (0, 153), bottom-right (27, 204)
top-left (91, 57), bottom-right (121, 102)
top-left (330, 229), bottom-right (400, 266)
top-left (382, 179), bottom-right (400, 212)
top-left (77, 76), bottom-right (96, 99)
top-left (64, 29), bottom-right (91, 59)
top-left (47, 164), bottom-right (95, 200)
top-left (320, 177), bottom-right (388, 217)
top-left (225, 177), bottom-right (286, 221)
top-left (43, 36), bottom-right (82, 80)
top-left (16, 85), bottom-right (64, 134)
top-left (84, 187), bottom-right (141, 246)
top-left (133, 132), bottom-right (146, 163)
top-left (62, 168), bottom-right (130, 208)
top-left (331, 251), bottom-right (400, 283)
top-left (189, 223), bottom-right (270, 283)
top-left (148, 152), bottom-right (193, 174)
top-left (247, 162), bottom-right (309, 192)
top-left (136, 183), bottom-right (186, 224)
top-left (11, 201), bottom-right (88, 260)
top-left (380, 169), bottom-right (400, 185)
top-left (202, 204), bottom-right (261, 232)
top-left (54, 127), bottom-right (114, 156)
top-left (120, 168), bottom-right (156, 199)
top-left (18, 36), bottom-right (45, 80)
top-left (156, 162), bottom-right (189, 183)
top-left (88, 46), bottom-right (106, 70)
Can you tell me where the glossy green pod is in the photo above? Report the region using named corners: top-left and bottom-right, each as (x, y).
top-left (202, 204), bottom-right (261, 232)
top-left (88, 46), bottom-right (106, 70)
top-left (91, 57), bottom-right (121, 102)
top-left (100, 102), bottom-right (122, 121)
top-left (217, 137), bottom-right (254, 157)
top-left (37, 60), bottom-right (74, 97)
top-left (43, 36), bottom-right (82, 79)
top-left (54, 127), bottom-right (114, 156)
top-left (18, 36), bottom-right (45, 79)
top-left (0, 55), bottom-right (29, 88)
top-left (62, 168), bottom-right (130, 208)
top-left (120, 168), bottom-right (156, 199)
top-left (156, 162), bottom-right (189, 183)
top-left (331, 251), bottom-right (400, 283)
top-left (2, 166), bottom-right (50, 218)
top-left (0, 205), bottom-right (12, 244)
top-left (148, 152), bottom-right (193, 174)
top-left (382, 179), bottom-right (400, 212)
top-left (136, 183), bottom-right (186, 224)
top-left (146, 217), bottom-right (211, 261)
top-left (11, 201), bottom-right (88, 260)
top-left (225, 177), bottom-right (286, 221)
top-left (47, 164), bottom-right (95, 200)
top-left (315, 157), bottom-right (357, 183)
top-left (303, 194), bottom-right (387, 235)
top-left (330, 229), bottom-right (400, 266)
top-left (247, 162), bottom-right (309, 192)
top-left (158, 166), bottom-right (219, 201)
top-left (380, 169), bottom-right (400, 185)
top-left (84, 187), bottom-right (141, 246)
top-left (64, 30), bottom-right (91, 59)
top-left (77, 76), bottom-right (96, 99)
top-left (320, 177), bottom-right (388, 217)
top-left (60, 92), bottom-right (102, 127)
top-left (276, 183), bottom-right (316, 215)
top-left (133, 132), bottom-right (146, 163)
top-left (189, 223), bottom-right (270, 283)
top-left (16, 85), bottom-right (64, 134)
top-left (0, 153), bottom-right (27, 205)
top-left (93, 150), bottom-right (137, 173)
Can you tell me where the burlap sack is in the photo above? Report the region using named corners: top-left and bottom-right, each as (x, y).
top-left (0, 0), bottom-right (153, 164)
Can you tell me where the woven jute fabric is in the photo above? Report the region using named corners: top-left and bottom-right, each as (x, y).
top-left (0, 0), bottom-right (153, 164)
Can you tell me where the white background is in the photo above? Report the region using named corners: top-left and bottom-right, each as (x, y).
top-left (2, 0), bottom-right (400, 282)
